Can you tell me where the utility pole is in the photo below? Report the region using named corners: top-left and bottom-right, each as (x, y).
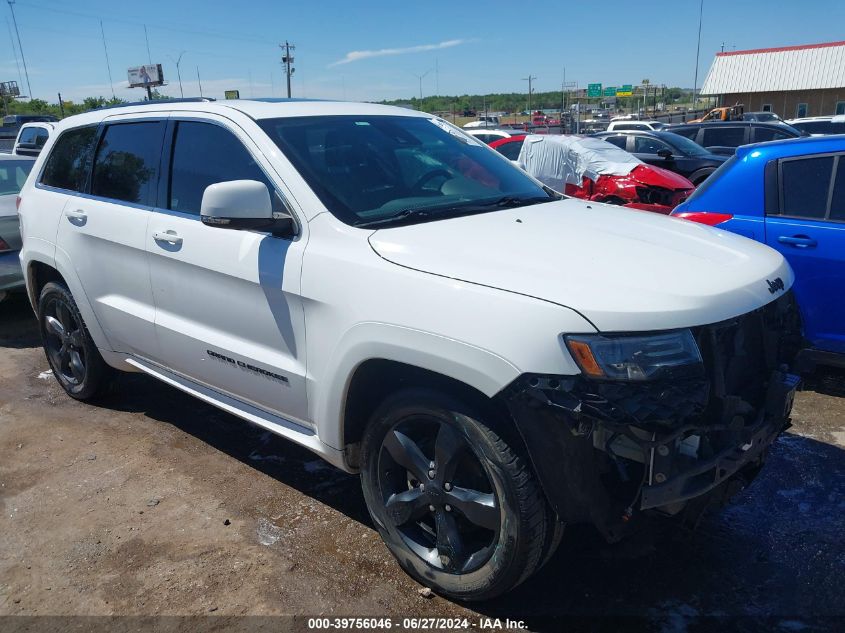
top-left (169, 51), bottom-right (186, 98)
top-left (412, 69), bottom-right (432, 101)
top-left (693, 0), bottom-right (704, 108)
top-left (100, 20), bottom-right (115, 100)
top-left (522, 75), bottom-right (536, 115)
top-left (7, 1), bottom-right (33, 99)
top-left (280, 41), bottom-right (295, 98)
top-left (144, 25), bottom-right (152, 64)
top-left (57, 92), bottom-right (64, 118)
top-left (197, 66), bottom-right (203, 97)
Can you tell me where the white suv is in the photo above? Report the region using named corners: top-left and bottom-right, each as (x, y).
top-left (19, 98), bottom-right (801, 600)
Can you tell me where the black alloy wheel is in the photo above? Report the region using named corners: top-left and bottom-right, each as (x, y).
top-left (378, 415), bottom-right (500, 574)
top-left (361, 388), bottom-right (549, 601)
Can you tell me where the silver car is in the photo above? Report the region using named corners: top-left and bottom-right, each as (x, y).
top-left (0, 153), bottom-right (35, 300)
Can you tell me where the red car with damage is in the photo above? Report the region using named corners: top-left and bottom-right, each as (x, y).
top-left (489, 134), bottom-right (694, 214)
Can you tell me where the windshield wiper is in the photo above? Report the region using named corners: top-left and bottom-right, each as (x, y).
top-left (355, 194), bottom-right (556, 229)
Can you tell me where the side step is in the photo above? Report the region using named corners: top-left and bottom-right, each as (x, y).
top-left (125, 357), bottom-right (344, 467)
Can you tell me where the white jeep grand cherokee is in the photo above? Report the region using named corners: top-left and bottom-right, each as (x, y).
top-left (18, 99), bottom-right (801, 600)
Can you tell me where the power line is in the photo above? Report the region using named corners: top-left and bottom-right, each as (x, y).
top-left (5, 17), bottom-right (24, 90)
top-left (7, 1), bottom-right (33, 99)
top-left (693, 0), bottom-right (704, 106)
top-left (99, 20), bottom-right (115, 99)
top-left (15, 0), bottom-right (277, 47)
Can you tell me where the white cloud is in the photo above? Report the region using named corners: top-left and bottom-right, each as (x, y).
top-left (329, 39), bottom-right (468, 67)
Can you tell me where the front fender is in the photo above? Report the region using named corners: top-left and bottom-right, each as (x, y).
top-left (312, 322), bottom-right (522, 451)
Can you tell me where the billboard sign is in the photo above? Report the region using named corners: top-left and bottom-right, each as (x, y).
top-left (224, 90), bottom-right (240, 100)
top-left (127, 64), bottom-right (164, 88)
top-left (603, 86), bottom-right (617, 97)
top-left (616, 84), bottom-right (633, 97)
top-left (587, 83), bottom-right (602, 98)
top-left (0, 81), bottom-right (21, 97)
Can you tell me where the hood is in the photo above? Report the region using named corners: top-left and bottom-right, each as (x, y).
top-left (630, 164), bottom-right (694, 190)
top-left (368, 199), bottom-right (793, 333)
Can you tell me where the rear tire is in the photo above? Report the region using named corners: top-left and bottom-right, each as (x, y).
top-left (360, 388), bottom-right (547, 601)
top-left (38, 281), bottom-right (114, 401)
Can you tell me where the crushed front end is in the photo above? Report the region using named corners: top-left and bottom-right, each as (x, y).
top-left (501, 291), bottom-right (803, 541)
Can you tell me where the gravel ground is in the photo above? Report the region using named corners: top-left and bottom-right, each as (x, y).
top-left (1, 292), bottom-right (843, 632)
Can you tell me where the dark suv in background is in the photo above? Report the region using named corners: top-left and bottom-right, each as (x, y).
top-left (593, 130), bottom-right (727, 185)
top-left (668, 121), bottom-right (803, 156)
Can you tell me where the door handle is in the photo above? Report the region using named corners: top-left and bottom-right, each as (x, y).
top-left (153, 230), bottom-right (183, 246)
top-left (777, 235), bottom-right (817, 248)
top-left (65, 209), bottom-right (87, 223)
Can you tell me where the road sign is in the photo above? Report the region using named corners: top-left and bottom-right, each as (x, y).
top-left (587, 83), bottom-right (602, 98)
top-left (224, 90), bottom-right (240, 100)
top-left (603, 86), bottom-right (617, 97)
top-left (617, 84), bottom-right (633, 97)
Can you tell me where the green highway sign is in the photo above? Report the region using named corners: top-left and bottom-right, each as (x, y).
top-left (603, 86), bottom-right (617, 97)
top-left (616, 84), bottom-right (633, 97)
top-left (587, 83), bottom-right (602, 98)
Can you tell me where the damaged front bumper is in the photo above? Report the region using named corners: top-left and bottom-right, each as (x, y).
top-left (500, 292), bottom-right (802, 541)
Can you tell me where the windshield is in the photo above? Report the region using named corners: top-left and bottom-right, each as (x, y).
top-left (0, 159), bottom-right (33, 196)
top-left (259, 115), bottom-right (553, 227)
top-left (661, 131), bottom-right (711, 156)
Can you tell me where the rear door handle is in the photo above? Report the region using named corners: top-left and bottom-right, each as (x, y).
top-left (153, 230), bottom-right (183, 246)
top-left (777, 235), bottom-right (817, 248)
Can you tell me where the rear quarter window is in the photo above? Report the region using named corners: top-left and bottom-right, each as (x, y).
top-left (40, 126), bottom-right (99, 192)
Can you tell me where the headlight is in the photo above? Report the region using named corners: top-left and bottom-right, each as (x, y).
top-left (564, 329), bottom-right (703, 381)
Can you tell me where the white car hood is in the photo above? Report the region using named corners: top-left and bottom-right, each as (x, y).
top-left (368, 199), bottom-right (794, 332)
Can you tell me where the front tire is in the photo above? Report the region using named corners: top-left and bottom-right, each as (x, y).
top-left (360, 388), bottom-right (548, 601)
top-left (38, 281), bottom-right (114, 401)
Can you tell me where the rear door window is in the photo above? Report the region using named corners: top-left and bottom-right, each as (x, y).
top-left (830, 158), bottom-right (845, 221)
top-left (701, 126), bottom-right (746, 148)
top-left (779, 155), bottom-right (835, 219)
top-left (91, 121), bottom-right (165, 205)
top-left (40, 126), bottom-right (98, 192)
top-left (495, 139), bottom-right (524, 161)
top-left (602, 135), bottom-right (628, 150)
top-left (633, 136), bottom-right (673, 154)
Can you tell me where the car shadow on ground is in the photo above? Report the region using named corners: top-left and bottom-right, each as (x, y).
top-left (101, 370), bottom-right (845, 629)
top-left (3, 297), bottom-right (844, 628)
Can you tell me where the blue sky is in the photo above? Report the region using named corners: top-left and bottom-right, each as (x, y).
top-left (3, 0), bottom-right (844, 104)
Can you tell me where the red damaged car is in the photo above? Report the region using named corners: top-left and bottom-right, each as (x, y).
top-left (489, 134), bottom-right (694, 214)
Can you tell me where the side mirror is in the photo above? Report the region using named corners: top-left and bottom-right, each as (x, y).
top-left (657, 148), bottom-right (673, 159)
top-left (200, 180), bottom-right (296, 238)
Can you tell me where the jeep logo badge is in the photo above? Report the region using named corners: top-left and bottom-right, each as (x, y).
top-left (767, 277), bottom-right (785, 294)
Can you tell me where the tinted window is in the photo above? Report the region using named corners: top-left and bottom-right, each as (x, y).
top-left (634, 136), bottom-right (672, 154)
top-left (19, 127), bottom-right (48, 146)
top-left (754, 127), bottom-right (792, 143)
top-left (0, 159), bottom-right (33, 195)
top-left (670, 127), bottom-right (699, 140)
top-left (613, 123), bottom-right (643, 131)
top-left (168, 121), bottom-right (276, 215)
top-left (495, 139), bottom-right (525, 161)
top-left (793, 121), bottom-right (845, 135)
top-left (780, 156), bottom-right (834, 219)
top-left (837, 102), bottom-right (845, 116)
top-left (40, 126), bottom-right (98, 192)
top-left (701, 126), bottom-right (746, 148)
top-left (92, 122), bottom-right (164, 205)
top-left (602, 135), bottom-right (627, 149)
top-left (830, 158), bottom-right (845, 221)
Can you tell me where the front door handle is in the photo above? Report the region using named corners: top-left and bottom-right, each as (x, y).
top-left (778, 235), bottom-right (817, 248)
top-left (153, 230), bottom-right (183, 246)
top-left (65, 209), bottom-right (87, 223)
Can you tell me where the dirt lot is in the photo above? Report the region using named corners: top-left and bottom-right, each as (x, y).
top-left (1, 292), bottom-right (844, 631)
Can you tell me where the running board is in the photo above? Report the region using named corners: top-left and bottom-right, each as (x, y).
top-left (125, 357), bottom-right (342, 466)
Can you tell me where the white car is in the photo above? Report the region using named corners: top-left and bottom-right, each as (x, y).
top-left (786, 115), bottom-right (845, 136)
top-left (463, 115), bottom-right (500, 129)
top-left (605, 120), bottom-right (668, 132)
top-left (13, 121), bottom-right (53, 157)
top-left (18, 99), bottom-right (801, 600)
top-left (464, 128), bottom-right (521, 144)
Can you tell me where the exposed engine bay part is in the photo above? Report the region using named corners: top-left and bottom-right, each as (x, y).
top-left (499, 292), bottom-right (802, 542)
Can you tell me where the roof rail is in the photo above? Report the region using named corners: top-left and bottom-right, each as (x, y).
top-left (95, 97), bottom-right (216, 110)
